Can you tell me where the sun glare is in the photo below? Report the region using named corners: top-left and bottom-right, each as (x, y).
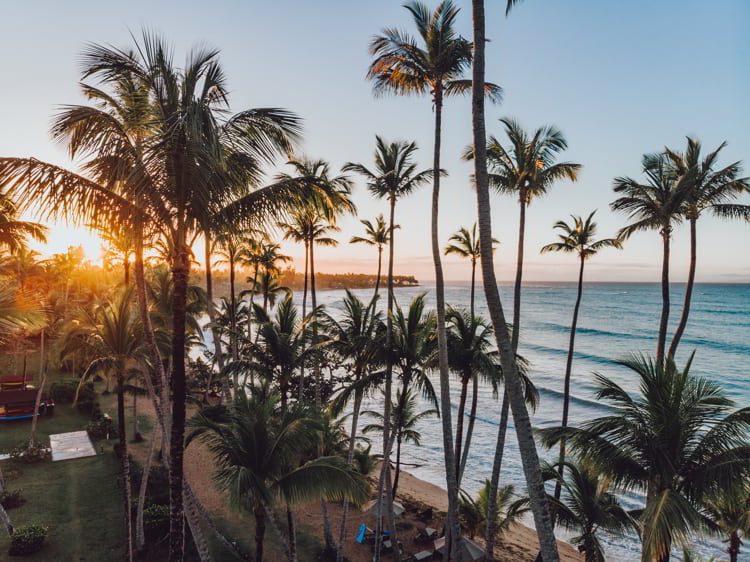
top-left (30, 224), bottom-right (105, 264)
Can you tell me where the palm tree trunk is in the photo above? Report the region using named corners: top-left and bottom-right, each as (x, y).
top-left (299, 241), bottom-right (310, 402)
top-left (287, 506), bottom-right (298, 562)
top-left (254, 505), bottom-right (266, 562)
top-left (28, 334), bottom-right (46, 449)
top-left (668, 218), bottom-right (696, 361)
top-left (263, 500), bottom-right (294, 562)
top-left (728, 530), bottom-right (740, 562)
top-left (554, 255), bottom-right (585, 503)
top-left (470, 258), bottom-right (476, 318)
top-left (512, 196), bottom-right (526, 352)
top-left (0, 467), bottom-right (13, 536)
top-left (470, 2), bottom-right (559, 560)
top-left (230, 253), bottom-right (238, 362)
top-left (168, 248), bottom-right (190, 562)
top-left (454, 376), bottom-right (470, 483)
top-left (459, 373), bottom-right (478, 483)
top-left (136, 422), bottom-right (159, 551)
top-left (374, 195), bottom-right (398, 561)
top-left (117, 368), bottom-right (134, 562)
top-left (484, 393), bottom-right (508, 560)
top-left (205, 233), bottom-right (225, 374)
top-left (310, 241), bottom-right (321, 406)
top-left (335, 386), bottom-right (363, 562)
top-left (431, 86), bottom-right (462, 562)
top-left (132, 389), bottom-right (140, 440)
top-left (124, 257), bottom-right (130, 287)
top-left (657, 227), bottom-right (671, 366)
top-left (393, 435), bottom-right (403, 497)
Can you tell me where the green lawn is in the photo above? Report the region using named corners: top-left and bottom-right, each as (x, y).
top-left (0, 393), bottom-right (126, 560)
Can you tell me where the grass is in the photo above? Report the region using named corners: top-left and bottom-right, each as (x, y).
top-left (0, 366), bottom-right (126, 560)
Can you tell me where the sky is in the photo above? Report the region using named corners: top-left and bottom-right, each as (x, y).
top-left (1, 0), bottom-right (749, 282)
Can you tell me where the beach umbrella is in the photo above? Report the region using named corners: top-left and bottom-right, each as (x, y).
top-left (362, 497), bottom-right (405, 517)
top-left (434, 536), bottom-right (484, 561)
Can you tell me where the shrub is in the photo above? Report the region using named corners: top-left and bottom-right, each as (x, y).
top-left (0, 489), bottom-right (25, 509)
top-left (86, 415), bottom-right (115, 440)
top-left (143, 503), bottom-right (169, 540)
top-left (9, 443), bottom-right (50, 464)
top-left (75, 383), bottom-right (97, 415)
top-left (49, 380), bottom-right (76, 404)
top-left (130, 462), bottom-right (169, 506)
top-left (8, 524), bottom-right (48, 556)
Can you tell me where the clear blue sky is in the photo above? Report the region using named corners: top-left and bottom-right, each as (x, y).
top-left (1, 0), bottom-right (748, 282)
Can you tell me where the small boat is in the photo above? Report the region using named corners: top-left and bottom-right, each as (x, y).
top-left (0, 376), bottom-right (54, 421)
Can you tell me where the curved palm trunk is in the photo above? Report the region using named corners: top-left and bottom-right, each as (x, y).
top-left (554, 256), bottom-right (585, 503)
top-left (28, 331), bottom-right (46, 449)
top-left (454, 375), bottom-right (470, 483)
top-left (136, 422), bottom-right (159, 551)
top-left (117, 367), bottom-right (134, 562)
top-left (431, 87), bottom-right (462, 562)
top-left (375, 245), bottom-right (383, 298)
top-left (657, 228), bottom-right (671, 366)
top-left (335, 386), bottom-right (364, 562)
top-left (168, 249), bottom-right (190, 562)
top-left (254, 505), bottom-right (266, 562)
top-left (205, 233), bottom-right (225, 373)
top-left (484, 392), bottom-right (509, 560)
top-left (470, 3), bottom-right (559, 560)
top-left (512, 197), bottom-right (527, 352)
top-left (668, 218), bottom-right (696, 360)
top-left (458, 373), bottom-right (478, 483)
top-left (374, 195), bottom-right (398, 561)
top-left (470, 258), bottom-right (476, 318)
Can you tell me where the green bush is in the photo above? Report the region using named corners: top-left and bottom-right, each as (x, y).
top-left (8, 525), bottom-right (48, 556)
top-left (86, 415), bottom-right (115, 440)
top-left (75, 383), bottom-right (97, 414)
top-left (130, 463), bottom-right (169, 506)
top-left (0, 489), bottom-right (25, 509)
top-left (143, 503), bottom-right (170, 540)
top-left (49, 380), bottom-right (77, 404)
top-left (9, 444), bottom-right (50, 464)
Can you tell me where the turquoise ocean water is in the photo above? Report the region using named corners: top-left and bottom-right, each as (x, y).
top-left (302, 282), bottom-right (749, 561)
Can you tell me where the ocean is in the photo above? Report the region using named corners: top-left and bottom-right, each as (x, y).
top-left (295, 282), bottom-right (750, 561)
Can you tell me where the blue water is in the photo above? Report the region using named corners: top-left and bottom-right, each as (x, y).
top-left (304, 282), bottom-right (750, 561)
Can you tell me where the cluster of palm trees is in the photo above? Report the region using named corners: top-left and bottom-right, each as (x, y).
top-left (0, 0), bottom-right (747, 561)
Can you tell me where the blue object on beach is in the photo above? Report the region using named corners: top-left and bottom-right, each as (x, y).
top-left (355, 523), bottom-right (366, 544)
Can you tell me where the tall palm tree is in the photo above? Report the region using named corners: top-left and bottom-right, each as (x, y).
top-left (611, 154), bottom-right (696, 366)
top-left (368, 4), bottom-right (502, 551)
top-left (67, 288), bottom-right (146, 562)
top-left (214, 230), bottom-right (251, 361)
top-left (0, 32), bottom-right (317, 559)
top-left (344, 136), bottom-right (431, 550)
top-left (186, 390), bottom-right (368, 562)
top-left (702, 486), bottom-right (750, 562)
top-left (663, 138), bottom-right (750, 360)
top-left (363, 388), bottom-right (437, 497)
top-left (350, 214), bottom-right (391, 302)
top-left (0, 190), bottom-right (47, 255)
top-left (445, 223), bottom-right (497, 318)
top-left (540, 354), bottom-right (750, 562)
top-left (540, 211), bottom-right (621, 496)
top-left (541, 460), bottom-right (636, 562)
top-left (468, 0), bottom-right (561, 559)
top-left (445, 307), bottom-right (500, 485)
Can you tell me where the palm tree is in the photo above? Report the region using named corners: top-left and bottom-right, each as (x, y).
top-left (363, 388), bottom-right (437, 497)
top-left (214, 230), bottom-right (252, 361)
top-left (67, 289), bottom-right (146, 562)
top-left (540, 211), bottom-right (622, 497)
top-left (445, 223), bottom-right (497, 317)
top-left (540, 354), bottom-right (750, 562)
top-left (702, 485), bottom-right (750, 562)
top-left (368, 4), bottom-right (502, 551)
top-left (254, 242), bottom-right (292, 312)
top-left (541, 460), bottom-right (636, 562)
top-left (0, 190), bottom-right (47, 255)
top-left (344, 136), bottom-right (431, 549)
top-left (468, 0), bottom-right (562, 559)
top-left (350, 214), bottom-right (391, 302)
top-left (186, 390), bottom-right (369, 562)
top-left (663, 138), bottom-right (750, 360)
top-left (458, 480), bottom-right (528, 541)
top-left (611, 153), bottom-right (696, 366)
top-left (445, 307), bottom-right (500, 485)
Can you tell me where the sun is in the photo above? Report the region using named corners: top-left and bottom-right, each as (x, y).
top-left (29, 223), bottom-right (105, 264)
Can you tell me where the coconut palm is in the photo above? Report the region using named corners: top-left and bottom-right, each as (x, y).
top-left (611, 154), bottom-right (696, 366)
top-left (368, 4), bottom-right (502, 549)
top-left (66, 288), bottom-right (146, 562)
top-left (468, 0), bottom-right (570, 558)
top-left (349, 214), bottom-right (391, 302)
top-left (0, 190), bottom-right (47, 255)
top-left (363, 388), bottom-right (437, 497)
top-left (186, 390), bottom-right (368, 562)
top-left (458, 480), bottom-right (529, 541)
top-left (540, 354), bottom-right (750, 562)
top-left (541, 460), bottom-right (636, 562)
top-left (214, 230), bottom-right (252, 361)
top-left (0, 285), bottom-right (44, 343)
top-left (344, 136), bottom-right (431, 548)
top-left (253, 242), bottom-right (292, 312)
top-left (445, 223), bottom-right (498, 318)
top-left (702, 485), bottom-right (750, 562)
top-left (663, 138), bottom-right (750, 360)
top-left (540, 211), bottom-right (622, 496)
